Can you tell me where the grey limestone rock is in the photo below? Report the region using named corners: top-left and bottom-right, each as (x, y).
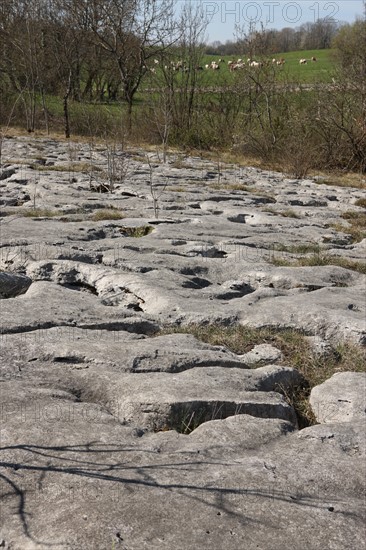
top-left (0, 136), bottom-right (365, 549)
top-left (310, 372), bottom-right (366, 423)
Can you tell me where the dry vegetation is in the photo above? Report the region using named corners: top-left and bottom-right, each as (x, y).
top-left (91, 209), bottom-right (124, 221)
top-left (20, 208), bottom-right (62, 218)
top-left (161, 324), bottom-right (366, 428)
top-left (313, 172), bottom-right (366, 189)
top-left (355, 198), bottom-right (366, 207)
top-left (263, 207), bottom-right (302, 218)
top-left (326, 210), bottom-right (366, 244)
top-left (271, 252), bottom-right (366, 274)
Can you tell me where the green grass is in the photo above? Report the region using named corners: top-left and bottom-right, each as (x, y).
top-left (143, 49), bottom-right (336, 89)
top-left (272, 49), bottom-right (335, 82)
top-left (11, 48), bottom-right (337, 145)
top-left (160, 324), bottom-right (366, 428)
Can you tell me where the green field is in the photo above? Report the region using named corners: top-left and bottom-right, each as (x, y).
top-left (143, 48), bottom-right (336, 87)
top-left (204, 49), bottom-right (336, 83)
top-left (41, 48), bottom-right (337, 123)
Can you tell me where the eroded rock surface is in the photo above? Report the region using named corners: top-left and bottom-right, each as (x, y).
top-left (0, 137), bottom-right (365, 549)
top-left (310, 372), bottom-right (366, 423)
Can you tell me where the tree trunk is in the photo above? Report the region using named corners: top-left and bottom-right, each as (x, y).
top-left (63, 70), bottom-right (72, 139)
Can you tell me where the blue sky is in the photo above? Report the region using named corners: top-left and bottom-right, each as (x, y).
top-left (176, 1), bottom-right (365, 43)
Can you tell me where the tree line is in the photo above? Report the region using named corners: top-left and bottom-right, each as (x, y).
top-left (0, 1), bottom-right (365, 174)
top-left (0, 0), bottom-right (183, 133)
top-left (205, 18), bottom-right (342, 56)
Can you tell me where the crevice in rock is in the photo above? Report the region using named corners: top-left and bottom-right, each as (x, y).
top-left (180, 266), bottom-right (209, 276)
top-left (216, 283), bottom-right (255, 300)
top-left (52, 355), bottom-right (88, 364)
top-left (182, 277), bottom-right (212, 289)
top-left (228, 214), bottom-right (248, 223)
top-left (163, 399), bottom-right (295, 434)
top-left (60, 282), bottom-right (98, 295)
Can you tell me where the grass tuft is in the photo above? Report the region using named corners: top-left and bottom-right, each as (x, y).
top-left (354, 198), bottom-right (366, 208)
top-left (271, 253), bottom-right (366, 274)
top-left (274, 243), bottom-right (322, 254)
top-left (91, 209), bottom-right (124, 221)
top-left (21, 208), bottom-right (62, 218)
top-left (263, 207), bottom-right (301, 218)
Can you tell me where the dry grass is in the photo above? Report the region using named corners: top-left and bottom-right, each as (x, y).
top-left (354, 197), bottom-right (366, 208)
top-left (30, 162), bottom-right (102, 173)
top-left (271, 253), bottom-right (366, 274)
top-left (211, 182), bottom-right (276, 202)
top-left (211, 182), bottom-right (252, 192)
top-left (160, 324), bottom-right (366, 428)
top-left (91, 209), bottom-right (124, 221)
top-left (328, 210), bottom-right (366, 244)
top-left (342, 210), bottom-right (366, 224)
top-left (330, 222), bottom-right (366, 244)
top-left (274, 243), bottom-right (322, 254)
top-left (20, 208), bottom-right (62, 218)
top-left (312, 172), bottom-right (366, 189)
top-left (169, 187), bottom-right (187, 192)
top-left (263, 207), bottom-right (301, 218)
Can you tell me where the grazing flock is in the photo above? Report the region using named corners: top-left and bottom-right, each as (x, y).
top-left (147, 55), bottom-right (318, 73)
top-left (300, 56), bottom-right (317, 64)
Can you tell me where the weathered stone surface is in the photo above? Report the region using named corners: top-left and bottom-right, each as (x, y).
top-left (0, 380), bottom-right (364, 550)
top-left (92, 365), bottom-right (301, 430)
top-left (310, 372), bottom-right (366, 423)
top-left (240, 343), bottom-right (283, 365)
top-left (0, 136), bottom-right (365, 549)
top-left (0, 328), bottom-right (253, 373)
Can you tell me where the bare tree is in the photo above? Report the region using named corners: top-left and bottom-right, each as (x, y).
top-left (67, 0), bottom-right (179, 127)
